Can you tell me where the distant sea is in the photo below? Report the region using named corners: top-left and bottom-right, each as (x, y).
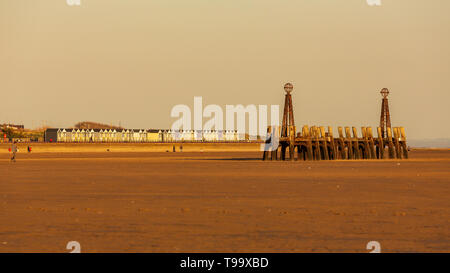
top-left (408, 139), bottom-right (450, 148)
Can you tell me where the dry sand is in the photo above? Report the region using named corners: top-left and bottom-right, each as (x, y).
top-left (0, 146), bottom-right (449, 253)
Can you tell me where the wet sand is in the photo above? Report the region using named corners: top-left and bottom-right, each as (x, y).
top-left (0, 142), bottom-right (261, 153)
top-left (0, 148), bottom-right (449, 252)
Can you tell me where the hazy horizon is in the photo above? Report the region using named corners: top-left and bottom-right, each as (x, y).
top-left (1, 0), bottom-right (449, 139)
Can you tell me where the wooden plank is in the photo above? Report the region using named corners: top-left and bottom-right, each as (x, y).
top-left (289, 125), bottom-right (296, 161)
top-left (361, 127), bottom-right (370, 159)
top-left (338, 127), bottom-right (344, 138)
top-left (393, 127), bottom-right (401, 159)
top-left (338, 127), bottom-right (346, 159)
top-left (320, 126), bottom-right (329, 160)
top-left (313, 127), bottom-right (321, 160)
top-left (302, 125), bottom-right (309, 137)
top-left (400, 127), bottom-right (409, 159)
top-left (400, 127), bottom-right (407, 140)
top-left (367, 127), bottom-right (377, 159)
top-left (352, 127), bottom-right (361, 159)
top-left (328, 126), bottom-right (336, 160)
top-left (345, 127), bottom-right (353, 159)
top-left (387, 127), bottom-right (395, 159)
top-left (304, 126), bottom-right (313, 161)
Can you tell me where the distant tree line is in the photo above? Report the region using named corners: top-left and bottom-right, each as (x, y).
top-left (1, 125), bottom-right (44, 141)
top-left (74, 121), bottom-right (124, 130)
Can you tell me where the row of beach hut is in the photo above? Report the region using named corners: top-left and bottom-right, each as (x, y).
top-left (45, 128), bottom-right (243, 143)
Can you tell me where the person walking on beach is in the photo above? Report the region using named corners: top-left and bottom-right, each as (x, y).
top-left (11, 141), bottom-right (18, 163)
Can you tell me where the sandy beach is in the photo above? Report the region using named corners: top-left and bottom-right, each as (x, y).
top-left (0, 147), bottom-right (449, 252)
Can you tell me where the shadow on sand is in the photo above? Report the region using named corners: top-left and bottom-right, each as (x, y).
top-left (187, 157), bottom-right (262, 161)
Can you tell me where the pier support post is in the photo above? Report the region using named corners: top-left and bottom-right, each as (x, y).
top-left (313, 127), bottom-right (321, 160)
top-left (377, 127), bottom-right (384, 159)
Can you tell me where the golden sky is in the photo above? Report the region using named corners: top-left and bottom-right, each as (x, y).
top-left (1, 0), bottom-right (449, 138)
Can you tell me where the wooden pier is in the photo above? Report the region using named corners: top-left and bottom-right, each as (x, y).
top-left (262, 125), bottom-right (408, 161)
top-left (262, 84), bottom-right (408, 161)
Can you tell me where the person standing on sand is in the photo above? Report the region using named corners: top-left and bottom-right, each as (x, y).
top-left (11, 141), bottom-right (18, 163)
